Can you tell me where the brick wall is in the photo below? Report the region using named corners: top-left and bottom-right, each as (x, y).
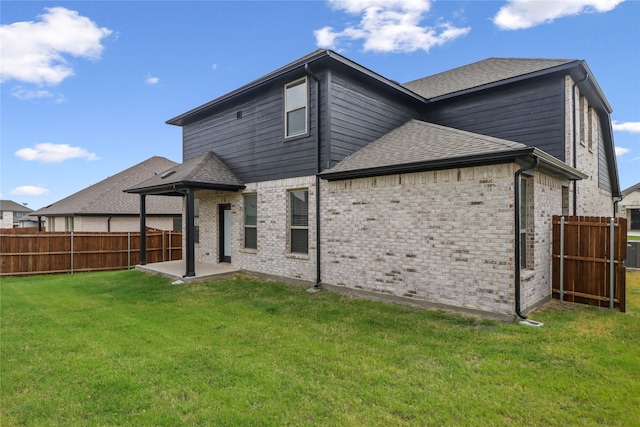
top-left (520, 173), bottom-right (563, 310)
top-left (193, 176), bottom-right (317, 283)
top-left (191, 166), bottom-right (565, 318)
top-left (564, 76), bottom-right (614, 217)
top-left (321, 165), bottom-right (521, 316)
top-left (0, 212), bottom-right (14, 229)
top-left (320, 165), bottom-right (565, 317)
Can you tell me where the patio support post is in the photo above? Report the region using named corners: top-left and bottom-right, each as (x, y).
top-left (184, 188), bottom-right (196, 277)
top-left (140, 194), bottom-right (147, 265)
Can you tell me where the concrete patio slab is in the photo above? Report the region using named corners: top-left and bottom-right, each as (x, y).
top-left (135, 260), bottom-right (240, 281)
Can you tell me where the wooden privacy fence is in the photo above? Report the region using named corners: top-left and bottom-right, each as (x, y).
top-left (1, 227), bottom-right (46, 234)
top-left (0, 230), bottom-right (182, 276)
top-left (552, 216), bottom-right (627, 312)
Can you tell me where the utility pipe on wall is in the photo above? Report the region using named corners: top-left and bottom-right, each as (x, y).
top-left (305, 63), bottom-right (322, 288)
top-left (514, 156), bottom-right (539, 319)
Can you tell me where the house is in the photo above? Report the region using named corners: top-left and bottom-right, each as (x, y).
top-left (616, 182), bottom-right (640, 231)
top-left (126, 49), bottom-right (620, 320)
top-left (17, 214), bottom-right (43, 229)
top-left (0, 200), bottom-right (33, 228)
top-left (32, 157), bottom-right (183, 232)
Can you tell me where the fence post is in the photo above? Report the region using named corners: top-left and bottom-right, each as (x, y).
top-left (70, 232), bottom-right (74, 274)
top-left (169, 231), bottom-right (172, 260)
top-left (559, 216), bottom-right (565, 301)
top-left (127, 232), bottom-right (131, 270)
top-left (609, 217), bottom-right (615, 310)
top-left (162, 231), bottom-right (166, 262)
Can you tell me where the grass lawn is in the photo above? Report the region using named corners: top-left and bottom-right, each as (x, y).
top-left (628, 234), bottom-right (640, 241)
top-left (2, 270), bottom-right (639, 426)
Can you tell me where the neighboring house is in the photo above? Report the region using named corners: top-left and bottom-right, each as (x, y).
top-left (17, 214), bottom-right (43, 229)
top-left (127, 49), bottom-right (620, 320)
top-left (33, 157), bottom-right (183, 232)
top-left (0, 200), bottom-right (33, 228)
top-left (617, 182), bottom-right (640, 231)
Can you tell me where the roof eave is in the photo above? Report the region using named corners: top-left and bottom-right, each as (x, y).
top-left (124, 180), bottom-right (245, 196)
top-left (427, 61), bottom-right (582, 103)
top-left (320, 148), bottom-right (588, 182)
top-left (166, 50), bottom-right (426, 126)
top-left (320, 149), bottom-right (535, 181)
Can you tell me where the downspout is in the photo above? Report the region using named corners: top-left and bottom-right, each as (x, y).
top-left (613, 195), bottom-right (624, 219)
top-left (514, 156), bottom-right (539, 319)
top-left (305, 64), bottom-right (322, 288)
top-left (107, 215), bottom-right (113, 232)
top-left (572, 71), bottom-right (589, 215)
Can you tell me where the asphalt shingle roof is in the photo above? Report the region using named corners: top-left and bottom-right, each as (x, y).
top-left (322, 119), bottom-right (528, 176)
top-left (125, 151), bottom-right (243, 193)
top-left (0, 200), bottom-right (33, 213)
top-left (32, 157), bottom-right (182, 216)
top-left (403, 57), bottom-right (576, 100)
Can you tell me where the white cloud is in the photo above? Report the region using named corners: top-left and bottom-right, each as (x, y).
top-left (11, 86), bottom-right (65, 103)
top-left (0, 7), bottom-right (112, 85)
top-left (615, 146), bottom-right (630, 156)
top-left (145, 74), bottom-right (160, 85)
top-left (315, 0), bottom-right (470, 53)
top-left (212, 64), bottom-right (218, 70)
top-left (11, 186), bottom-right (49, 196)
top-left (494, 0), bottom-right (624, 30)
top-left (612, 121), bottom-right (640, 133)
top-left (15, 143), bottom-right (100, 163)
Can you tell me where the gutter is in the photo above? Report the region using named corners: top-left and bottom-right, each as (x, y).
top-left (305, 64), bottom-right (322, 289)
top-left (514, 156), bottom-right (539, 319)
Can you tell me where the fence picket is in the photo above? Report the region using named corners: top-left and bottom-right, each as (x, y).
top-left (0, 230), bottom-right (182, 276)
top-left (552, 216), bottom-right (626, 312)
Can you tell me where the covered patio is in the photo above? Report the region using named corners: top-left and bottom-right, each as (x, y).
top-left (124, 151), bottom-right (245, 278)
top-left (136, 260), bottom-right (240, 281)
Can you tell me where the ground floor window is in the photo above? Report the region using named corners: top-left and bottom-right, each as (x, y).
top-left (519, 176), bottom-right (533, 269)
top-left (631, 209), bottom-right (640, 231)
top-left (289, 189), bottom-right (308, 254)
top-left (194, 198), bottom-right (200, 244)
top-left (244, 194), bottom-right (257, 249)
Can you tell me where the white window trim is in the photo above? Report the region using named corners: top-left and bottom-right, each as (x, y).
top-left (243, 193), bottom-right (257, 250)
top-left (284, 77), bottom-right (308, 139)
top-left (288, 188), bottom-right (309, 254)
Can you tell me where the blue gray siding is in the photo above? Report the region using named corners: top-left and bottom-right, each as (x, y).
top-left (182, 68), bottom-right (420, 183)
top-left (421, 76), bottom-right (566, 161)
top-left (329, 73), bottom-right (420, 167)
top-left (182, 73), bottom-right (323, 183)
top-left (597, 119), bottom-right (611, 192)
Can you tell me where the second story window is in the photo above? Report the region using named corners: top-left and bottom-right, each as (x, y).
top-left (285, 78), bottom-right (307, 138)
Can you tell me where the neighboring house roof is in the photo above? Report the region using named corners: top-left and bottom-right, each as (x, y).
top-left (125, 151), bottom-right (245, 195)
top-left (320, 120), bottom-right (587, 182)
top-left (403, 58), bottom-right (577, 100)
top-left (31, 157), bottom-right (182, 216)
top-left (621, 182), bottom-right (640, 197)
top-left (0, 200), bottom-right (33, 213)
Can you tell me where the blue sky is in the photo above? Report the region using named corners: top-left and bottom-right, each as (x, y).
top-left (1, 0), bottom-right (638, 210)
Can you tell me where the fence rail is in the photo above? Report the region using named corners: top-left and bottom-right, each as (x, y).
top-left (552, 216), bottom-right (626, 312)
top-left (0, 230), bottom-right (181, 276)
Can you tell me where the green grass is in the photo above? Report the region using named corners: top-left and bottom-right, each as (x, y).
top-left (628, 234), bottom-right (640, 241)
top-left (2, 270), bottom-right (639, 426)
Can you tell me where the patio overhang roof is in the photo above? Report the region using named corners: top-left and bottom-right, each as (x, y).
top-left (123, 151), bottom-right (245, 196)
